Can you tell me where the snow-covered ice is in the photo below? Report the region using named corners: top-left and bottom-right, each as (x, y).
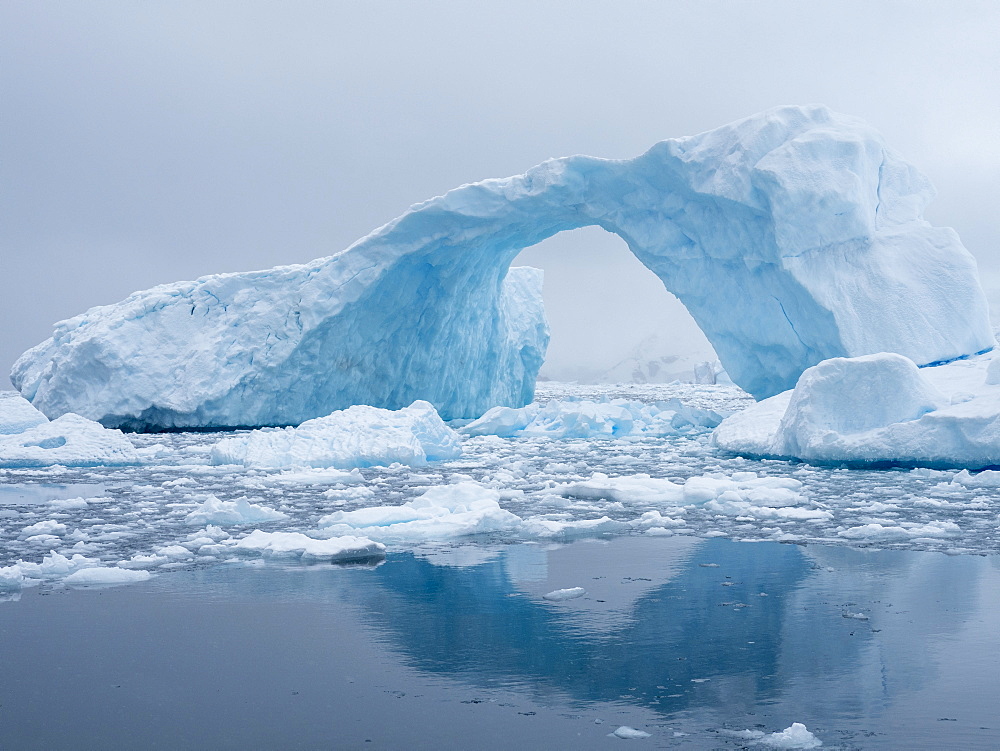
top-left (0, 392), bottom-right (48, 435)
top-left (542, 586), bottom-right (586, 601)
top-left (461, 398), bottom-right (721, 438)
top-left (726, 722), bottom-right (822, 749)
top-left (0, 412), bottom-right (139, 468)
top-left (233, 531), bottom-right (385, 562)
top-left (714, 351), bottom-right (1000, 468)
top-left (210, 401), bottom-right (462, 469)
top-left (13, 106), bottom-right (991, 428)
top-left (184, 495), bottom-right (289, 526)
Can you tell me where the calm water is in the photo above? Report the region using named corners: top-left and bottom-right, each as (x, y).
top-left (1, 536), bottom-right (997, 750)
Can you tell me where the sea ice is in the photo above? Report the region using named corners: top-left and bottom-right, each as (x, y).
top-left (461, 398), bottom-right (721, 439)
top-left (233, 530), bottom-right (386, 562)
top-left (611, 726), bottom-right (651, 739)
top-left (542, 586), bottom-right (586, 601)
top-left (210, 401), bottom-right (462, 469)
top-left (64, 567), bottom-right (153, 587)
top-left (714, 351), bottom-right (1000, 468)
top-left (184, 495), bottom-right (289, 526)
top-left (318, 482), bottom-right (522, 541)
top-left (14, 106), bottom-right (990, 428)
top-left (0, 413), bottom-right (139, 468)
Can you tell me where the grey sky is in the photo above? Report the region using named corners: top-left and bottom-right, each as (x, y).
top-left (3, 1), bottom-right (999, 381)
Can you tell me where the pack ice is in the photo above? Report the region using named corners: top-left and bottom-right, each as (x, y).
top-left (12, 105), bottom-right (991, 429)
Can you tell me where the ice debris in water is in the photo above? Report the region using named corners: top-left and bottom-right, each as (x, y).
top-left (64, 567), bottom-right (152, 587)
top-left (184, 495), bottom-right (289, 526)
top-left (210, 401), bottom-right (462, 469)
top-left (461, 398), bottom-right (721, 439)
top-left (542, 587), bottom-right (586, 601)
top-left (715, 351), bottom-right (1000, 469)
top-left (611, 726), bottom-right (651, 739)
top-left (318, 482), bottom-right (522, 541)
top-left (556, 472), bottom-right (825, 522)
top-left (233, 531), bottom-right (385, 562)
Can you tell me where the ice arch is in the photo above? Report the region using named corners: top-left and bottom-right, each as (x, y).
top-left (12, 105), bottom-right (993, 429)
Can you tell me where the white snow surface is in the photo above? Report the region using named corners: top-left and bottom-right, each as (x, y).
top-left (0, 412), bottom-right (139, 468)
top-left (210, 400), bottom-right (462, 469)
top-left (714, 351), bottom-right (1000, 467)
top-left (0, 392), bottom-right (48, 435)
top-left (729, 723), bottom-right (822, 749)
top-left (184, 495), bottom-right (289, 526)
top-left (233, 530), bottom-right (385, 562)
top-left (13, 106), bottom-right (991, 429)
top-left (461, 398), bottom-right (721, 438)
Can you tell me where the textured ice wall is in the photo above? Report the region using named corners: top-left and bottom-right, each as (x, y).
top-left (12, 104), bottom-right (993, 429)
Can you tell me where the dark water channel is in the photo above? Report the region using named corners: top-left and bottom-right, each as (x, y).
top-left (1, 536), bottom-right (997, 749)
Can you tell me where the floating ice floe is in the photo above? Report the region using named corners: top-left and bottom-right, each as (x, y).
top-left (0, 412), bottom-right (139, 468)
top-left (725, 722), bottom-right (822, 749)
top-left (611, 726), bottom-right (651, 739)
top-left (210, 401), bottom-right (462, 469)
top-left (184, 495), bottom-right (289, 526)
top-left (714, 352), bottom-right (1000, 468)
top-left (461, 398), bottom-right (721, 439)
top-left (557, 472), bottom-right (815, 518)
top-left (542, 586), bottom-right (586, 601)
top-left (233, 530), bottom-right (385, 562)
top-left (64, 567), bottom-right (152, 587)
top-left (318, 482), bottom-right (522, 541)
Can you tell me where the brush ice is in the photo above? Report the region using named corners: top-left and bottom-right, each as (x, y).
top-left (715, 351), bottom-right (1000, 467)
top-left (0, 392), bottom-right (48, 435)
top-left (210, 401), bottom-right (461, 469)
top-left (184, 495), bottom-right (289, 526)
top-left (0, 413), bottom-right (138, 468)
top-left (611, 726), bottom-right (651, 739)
top-left (461, 398), bottom-right (721, 438)
top-left (14, 105), bottom-right (991, 429)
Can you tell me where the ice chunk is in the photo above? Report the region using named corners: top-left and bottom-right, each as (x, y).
top-left (542, 586), bottom-right (586, 601)
top-left (0, 391), bottom-right (48, 434)
top-left (611, 726), bottom-right (651, 739)
top-left (318, 482), bottom-right (521, 541)
top-left (760, 723), bottom-right (822, 749)
top-left (64, 567), bottom-right (153, 587)
top-left (234, 530), bottom-right (385, 562)
top-left (715, 352), bottom-right (1000, 468)
top-left (184, 495), bottom-right (289, 526)
top-left (14, 106), bottom-right (991, 429)
top-left (0, 413), bottom-right (138, 468)
top-left (462, 398), bottom-right (721, 439)
top-left (210, 401), bottom-right (461, 469)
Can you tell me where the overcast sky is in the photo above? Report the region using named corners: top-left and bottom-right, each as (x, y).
top-left (3, 1), bottom-right (999, 381)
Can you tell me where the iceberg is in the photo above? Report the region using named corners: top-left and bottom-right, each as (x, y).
top-left (209, 400), bottom-right (462, 469)
top-left (714, 351), bottom-right (1000, 468)
top-left (12, 105), bottom-right (992, 429)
